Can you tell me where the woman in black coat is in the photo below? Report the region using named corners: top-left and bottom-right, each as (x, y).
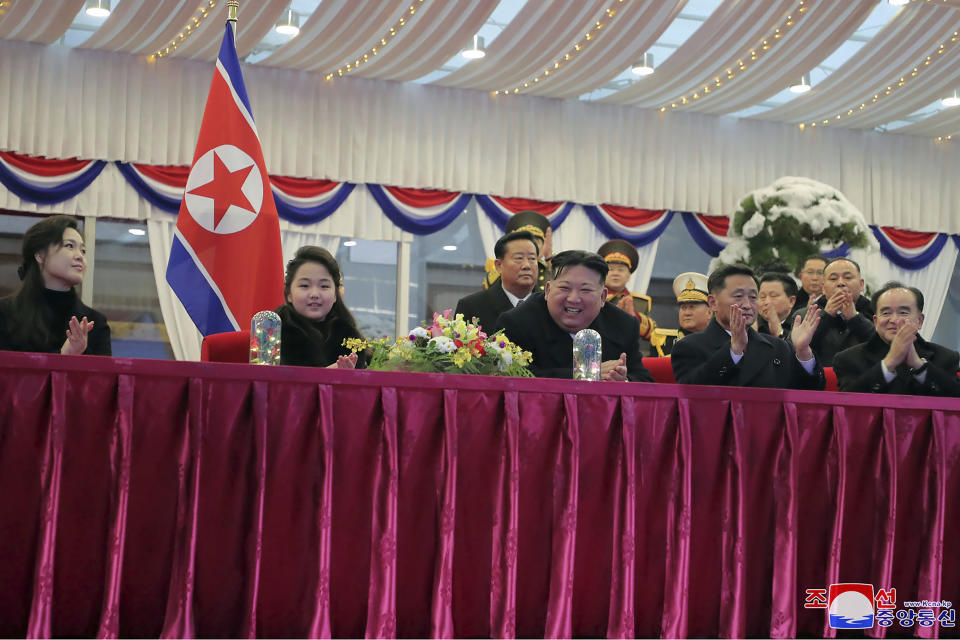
top-left (276, 246), bottom-right (366, 368)
top-left (0, 215), bottom-right (111, 355)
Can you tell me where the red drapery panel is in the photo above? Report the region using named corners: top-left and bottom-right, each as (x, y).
top-left (698, 213), bottom-right (730, 236)
top-left (383, 186), bottom-right (462, 208)
top-left (0, 353), bottom-right (957, 638)
top-left (599, 204), bottom-right (666, 226)
top-left (0, 151), bottom-right (92, 176)
top-left (133, 163), bottom-right (190, 186)
top-left (490, 195), bottom-right (565, 215)
top-left (879, 226), bottom-right (939, 248)
top-left (270, 175), bottom-right (341, 198)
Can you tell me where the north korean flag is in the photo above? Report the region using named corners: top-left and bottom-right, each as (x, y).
top-left (166, 22), bottom-right (283, 336)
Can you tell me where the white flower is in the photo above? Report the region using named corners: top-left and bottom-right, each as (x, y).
top-left (717, 237), bottom-right (750, 265)
top-left (498, 349), bottom-right (513, 370)
top-left (409, 326), bottom-right (429, 340)
top-left (429, 336), bottom-right (457, 353)
top-left (741, 212), bottom-right (766, 238)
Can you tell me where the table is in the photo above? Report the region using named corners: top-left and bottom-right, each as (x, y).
top-left (0, 352), bottom-right (957, 638)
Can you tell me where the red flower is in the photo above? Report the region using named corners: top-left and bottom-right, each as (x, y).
top-left (454, 339), bottom-right (463, 348)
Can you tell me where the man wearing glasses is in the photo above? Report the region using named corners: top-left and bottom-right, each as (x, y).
top-left (793, 254), bottom-right (827, 310)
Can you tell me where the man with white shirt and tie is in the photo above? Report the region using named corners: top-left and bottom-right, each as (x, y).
top-left (671, 263), bottom-right (825, 389)
top-left (455, 231), bottom-right (539, 334)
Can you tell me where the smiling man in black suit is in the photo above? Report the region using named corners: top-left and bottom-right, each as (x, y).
top-left (455, 230), bottom-right (539, 335)
top-left (671, 263), bottom-right (825, 389)
top-left (834, 282), bottom-right (960, 396)
top-left (494, 250), bottom-right (653, 382)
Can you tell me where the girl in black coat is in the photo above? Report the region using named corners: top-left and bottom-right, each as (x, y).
top-left (276, 246), bottom-right (366, 368)
top-left (0, 215), bottom-right (111, 355)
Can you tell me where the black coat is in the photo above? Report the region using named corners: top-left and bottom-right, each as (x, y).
top-left (833, 333), bottom-right (960, 396)
top-left (671, 318), bottom-right (825, 390)
top-left (789, 295), bottom-right (875, 367)
top-left (494, 292), bottom-right (653, 382)
top-left (454, 283), bottom-right (516, 335)
top-left (276, 304), bottom-right (366, 368)
top-left (0, 288), bottom-right (111, 355)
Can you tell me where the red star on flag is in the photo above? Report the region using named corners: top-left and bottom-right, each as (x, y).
top-left (188, 151), bottom-right (255, 229)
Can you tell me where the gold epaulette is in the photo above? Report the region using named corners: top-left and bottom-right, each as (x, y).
top-left (630, 292), bottom-right (652, 314)
top-left (483, 257), bottom-right (498, 290)
top-left (650, 328), bottom-right (680, 357)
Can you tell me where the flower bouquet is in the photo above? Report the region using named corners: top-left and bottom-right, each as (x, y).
top-left (343, 310), bottom-right (534, 377)
top-left (715, 176), bottom-right (878, 271)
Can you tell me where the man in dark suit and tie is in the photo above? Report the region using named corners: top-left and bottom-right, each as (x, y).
top-left (455, 231), bottom-right (539, 334)
top-left (834, 282), bottom-right (960, 396)
top-left (671, 263), bottom-right (825, 389)
top-left (494, 250), bottom-right (653, 382)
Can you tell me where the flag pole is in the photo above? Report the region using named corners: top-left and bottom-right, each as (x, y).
top-left (227, 0), bottom-right (239, 31)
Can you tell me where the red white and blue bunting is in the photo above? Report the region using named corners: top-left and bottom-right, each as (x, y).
top-left (681, 212), bottom-right (730, 257)
top-left (270, 176), bottom-right (355, 225)
top-left (582, 205), bottom-right (673, 246)
top-left (367, 185), bottom-right (472, 234)
top-left (116, 163), bottom-right (189, 213)
top-left (0, 151), bottom-right (107, 204)
top-left (475, 194), bottom-right (573, 231)
top-left (873, 227), bottom-right (950, 271)
top-left (4, 152), bottom-right (960, 271)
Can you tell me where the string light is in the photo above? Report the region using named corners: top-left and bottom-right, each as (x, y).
top-left (325, 0), bottom-right (425, 80)
top-left (660, 0), bottom-right (808, 111)
top-left (0, 1), bottom-right (10, 15)
top-left (798, 29), bottom-right (960, 130)
top-left (149, 1), bottom-right (217, 61)
top-left (492, 0), bottom-right (628, 96)
top-left (934, 135), bottom-right (952, 142)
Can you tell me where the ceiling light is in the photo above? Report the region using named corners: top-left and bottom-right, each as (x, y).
top-left (888, 0), bottom-right (909, 6)
top-left (343, 240), bottom-right (358, 247)
top-left (461, 34), bottom-right (486, 60)
top-left (127, 228), bottom-right (146, 236)
top-left (942, 90), bottom-right (960, 107)
top-left (789, 73), bottom-right (812, 93)
top-left (631, 52), bottom-right (655, 76)
top-left (442, 245), bottom-right (457, 251)
top-left (274, 9), bottom-right (300, 36)
top-left (85, 0), bottom-right (111, 18)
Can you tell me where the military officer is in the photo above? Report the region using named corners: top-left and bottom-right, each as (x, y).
top-left (483, 210), bottom-right (552, 292)
top-left (597, 239), bottom-right (656, 343)
top-left (650, 271), bottom-right (711, 357)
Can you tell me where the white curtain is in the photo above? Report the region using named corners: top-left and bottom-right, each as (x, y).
top-left (146, 213), bottom-right (203, 361)
top-left (2, 38), bottom-right (958, 234)
top-left (280, 231), bottom-right (341, 267)
top-left (849, 242), bottom-right (960, 337)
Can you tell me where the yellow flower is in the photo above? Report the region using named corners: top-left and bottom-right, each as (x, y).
top-left (343, 337), bottom-right (369, 352)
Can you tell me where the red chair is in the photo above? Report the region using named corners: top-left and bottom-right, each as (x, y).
top-left (823, 366), bottom-right (838, 392)
top-left (201, 330), bottom-right (251, 363)
top-left (642, 356), bottom-right (675, 384)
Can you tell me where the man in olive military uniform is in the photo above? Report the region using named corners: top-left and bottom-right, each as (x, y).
top-left (483, 210), bottom-right (552, 292)
top-left (597, 239), bottom-right (656, 345)
top-left (650, 271), bottom-right (711, 357)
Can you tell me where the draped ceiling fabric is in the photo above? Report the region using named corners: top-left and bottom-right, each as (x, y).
top-left (0, 1), bottom-right (957, 233)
